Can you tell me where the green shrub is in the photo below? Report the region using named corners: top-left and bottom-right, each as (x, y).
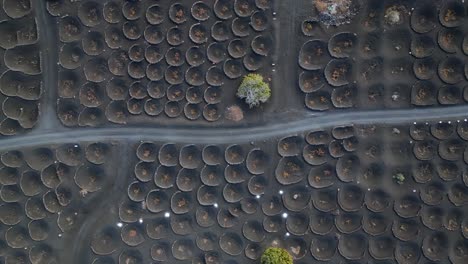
top-left (261, 247), bottom-right (293, 264)
top-left (393, 173), bottom-right (405, 184)
top-left (237, 73), bottom-right (271, 108)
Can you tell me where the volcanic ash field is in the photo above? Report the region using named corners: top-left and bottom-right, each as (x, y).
top-left (0, 0), bottom-right (467, 264)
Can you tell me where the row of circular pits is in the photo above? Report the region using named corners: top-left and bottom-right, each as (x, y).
top-left (300, 29), bottom-right (428, 60)
top-left (133, 82), bottom-right (225, 106)
top-left (278, 135), bottom-right (358, 160)
top-left (91, 223), bottom-right (468, 262)
top-left (0, 1), bottom-right (40, 136)
top-left (0, 143), bottom-right (110, 185)
top-left (299, 32), bottom-right (359, 61)
top-left (0, 46), bottom-right (42, 132)
top-left (59, 16), bottom-right (273, 59)
top-left (90, 242), bottom-right (468, 264)
top-left (310, 165), bottom-right (464, 211)
top-left (410, 121), bottom-right (468, 141)
top-left (410, 1), bottom-right (466, 31)
top-left (136, 142), bottom-right (267, 165)
top-left (387, 158), bottom-right (468, 196)
top-left (412, 83), bottom-right (468, 106)
top-left (57, 6), bottom-right (272, 83)
top-left (49, 0), bottom-right (272, 27)
top-left (57, 99), bottom-right (224, 125)
top-left (412, 138), bottom-right (468, 162)
top-left (101, 38), bottom-right (269, 67)
top-left (89, 214), bottom-right (468, 262)
top-left (301, 0), bottom-right (466, 38)
top-left (130, 99), bottom-right (222, 121)
top-left (413, 159), bottom-right (468, 185)
top-left (135, 142), bottom-right (269, 172)
top-left (0, 188), bottom-right (466, 262)
top-left (160, 0), bottom-right (273, 24)
top-left (302, 83), bottom-right (468, 111)
top-left (0, 45), bottom-right (42, 132)
top-left (127, 178), bottom-right (269, 213)
top-left (309, 233), bottom-right (468, 263)
top-left (302, 128), bottom-right (358, 158)
top-left (369, 164), bottom-right (466, 206)
top-left (61, 73), bottom-right (227, 104)
top-left (0, 163), bottom-right (107, 201)
top-left (299, 60), bottom-right (468, 95)
top-left (413, 179), bottom-right (467, 207)
top-left (138, 141), bottom-right (265, 164)
top-left (409, 33), bottom-right (468, 59)
top-left (57, 7), bottom-right (271, 48)
top-left (125, 187), bottom-right (465, 233)
top-left (305, 126), bottom-right (356, 143)
top-left (384, 29), bottom-right (468, 59)
top-left (0, 143), bottom-right (110, 171)
top-left (413, 57), bottom-right (468, 84)
top-left (118, 178), bottom-right (459, 226)
top-left (66, 50), bottom-right (267, 85)
top-left (2, 243), bottom-right (58, 264)
top-left (303, 85), bottom-right (357, 110)
top-left (145, 39), bottom-right (263, 67)
top-left (121, 12), bottom-right (271, 43)
top-left (76, 44), bottom-right (263, 81)
top-left (130, 173), bottom-right (268, 204)
top-left (275, 152), bottom-right (356, 185)
top-left (275, 149), bottom-right (360, 182)
top-left (129, 162), bottom-right (456, 213)
top-left (299, 43), bottom-right (468, 85)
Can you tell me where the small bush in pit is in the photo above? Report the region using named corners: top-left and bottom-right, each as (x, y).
top-left (393, 173), bottom-right (406, 184)
top-left (261, 247), bottom-right (293, 264)
top-left (225, 105), bottom-right (244, 122)
top-left (237, 73), bottom-right (271, 108)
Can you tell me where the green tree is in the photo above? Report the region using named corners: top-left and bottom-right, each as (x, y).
top-left (237, 73), bottom-right (271, 108)
top-left (261, 247), bottom-right (293, 264)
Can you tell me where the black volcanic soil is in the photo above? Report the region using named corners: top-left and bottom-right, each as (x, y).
top-left (2, 0), bottom-right (468, 264)
top-left (47, 0), bottom-right (280, 127)
top-left (0, 141), bottom-right (119, 264)
top-left (297, 0), bottom-right (468, 112)
top-left (0, 120), bottom-right (460, 263)
top-left (0, 2), bottom-right (41, 135)
top-left (2, 0), bottom-right (468, 135)
top-left (6, 0), bottom-right (468, 134)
